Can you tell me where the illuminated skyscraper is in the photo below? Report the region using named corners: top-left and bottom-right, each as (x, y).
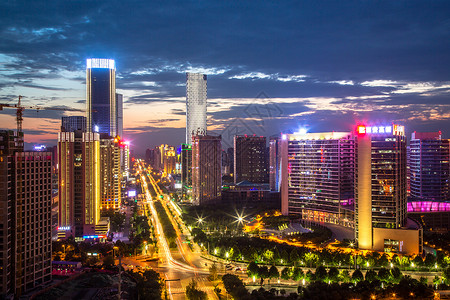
top-left (100, 136), bottom-right (122, 211)
top-left (410, 131), bottom-right (449, 202)
top-left (58, 131), bottom-right (101, 238)
top-left (186, 73), bottom-right (207, 143)
top-left (279, 131), bottom-right (355, 226)
top-left (61, 116), bottom-right (87, 132)
top-left (355, 124), bottom-right (421, 254)
top-left (192, 135), bottom-right (221, 205)
top-left (234, 135), bottom-right (268, 184)
top-left (86, 58), bottom-right (116, 136)
top-left (181, 143), bottom-right (192, 199)
top-left (116, 93), bottom-right (123, 138)
top-left (0, 131), bottom-right (52, 297)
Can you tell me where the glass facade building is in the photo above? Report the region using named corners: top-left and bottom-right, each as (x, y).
top-left (280, 132), bottom-right (355, 227)
top-left (234, 135), bottom-right (268, 184)
top-left (86, 58), bottom-right (116, 136)
top-left (61, 116), bottom-right (87, 132)
top-left (186, 73), bottom-right (207, 144)
top-left (192, 135), bottom-right (221, 205)
top-left (409, 131), bottom-right (449, 202)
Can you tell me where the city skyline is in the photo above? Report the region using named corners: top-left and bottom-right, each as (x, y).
top-left (0, 1), bottom-right (450, 154)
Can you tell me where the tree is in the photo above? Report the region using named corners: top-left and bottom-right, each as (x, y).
top-left (290, 249), bottom-right (300, 265)
top-left (424, 253), bottom-right (436, 268)
top-left (351, 269), bottom-right (364, 283)
top-left (281, 267), bottom-right (292, 280)
top-left (269, 265), bottom-right (279, 284)
top-left (328, 267), bottom-right (339, 283)
top-left (247, 261), bottom-right (259, 278)
top-left (390, 267), bottom-right (403, 284)
top-left (103, 255), bottom-right (115, 269)
top-left (303, 252), bottom-right (319, 268)
top-left (54, 254), bottom-right (61, 261)
top-left (305, 270), bottom-right (315, 283)
top-left (281, 249), bottom-right (289, 264)
top-left (365, 269), bottom-right (377, 282)
top-left (292, 267), bottom-right (304, 281)
top-left (377, 267), bottom-right (390, 282)
top-left (209, 263), bottom-right (218, 281)
top-left (222, 274), bottom-right (248, 299)
top-left (258, 266), bottom-right (269, 286)
top-left (339, 270), bottom-right (351, 283)
top-left (186, 279), bottom-right (207, 300)
top-left (443, 267), bottom-right (450, 285)
top-left (315, 266), bottom-right (327, 282)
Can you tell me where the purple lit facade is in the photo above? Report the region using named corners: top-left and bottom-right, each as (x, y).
top-left (408, 201), bottom-right (450, 212)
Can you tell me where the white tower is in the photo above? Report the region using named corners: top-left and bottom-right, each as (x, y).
top-left (186, 73), bottom-right (207, 144)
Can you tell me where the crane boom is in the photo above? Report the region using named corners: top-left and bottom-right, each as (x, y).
top-left (0, 96), bottom-right (86, 147)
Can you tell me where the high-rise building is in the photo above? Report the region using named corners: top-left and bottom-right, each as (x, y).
top-left (163, 145), bottom-right (176, 175)
top-left (116, 93), bottom-right (123, 138)
top-left (186, 73), bottom-right (207, 144)
top-left (61, 116), bottom-right (87, 132)
top-left (192, 135), bottom-right (222, 205)
top-left (100, 136), bottom-right (122, 211)
top-left (409, 131), bottom-right (449, 202)
top-left (269, 136), bottom-right (281, 191)
top-left (58, 131), bottom-right (101, 238)
top-left (181, 144), bottom-right (192, 199)
top-left (279, 131), bottom-right (355, 227)
top-left (234, 135), bottom-right (268, 184)
top-left (86, 58), bottom-right (116, 136)
top-left (0, 131), bottom-right (52, 297)
top-left (355, 124), bottom-right (422, 254)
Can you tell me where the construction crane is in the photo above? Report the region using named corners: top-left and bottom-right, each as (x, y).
top-left (0, 95), bottom-right (86, 146)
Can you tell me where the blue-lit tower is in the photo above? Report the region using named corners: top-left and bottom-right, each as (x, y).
top-left (86, 58), bottom-right (116, 136)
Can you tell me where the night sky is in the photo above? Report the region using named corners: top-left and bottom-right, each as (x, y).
top-left (1, 1), bottom-right (450, 154)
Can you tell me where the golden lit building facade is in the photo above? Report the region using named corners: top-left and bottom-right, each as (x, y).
top-left (355, 124), bottom-right (422, 255)
top-left (100, 137), bottom-right (122, 211)
top-left (58, 131), bottom-right (101, 238)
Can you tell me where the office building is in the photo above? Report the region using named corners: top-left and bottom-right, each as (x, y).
top-left (234, 135), bottom-right (268, 184)
top-left (0, 131), bottom-right (52, 297)
top-left (355, 124), bottom-right (422, 255)
top-left (58, 131), bottom-right (102, 238)
top-left (186, 73), bottom-right (207, 143)
top-left (61, 116), bottom-right (87, 132)
top-left (163, 145), bottom-right (176, 175)
top-left (100, 136), bottom-right (122, 211)
top-left (269, 136), bottom-right (281, 191)
top-left (181, 144), bottom-right (192, 200)
top-left (86, 58), bottom-right (116, 136)
top-left (279, 131), bottom-right (355, 227)
top-left (192, 135), bottom-right (222, 205)
top-left (409, 131), bottom-right (449, 202)
top-left (116, 93), bottom-right (123, 138)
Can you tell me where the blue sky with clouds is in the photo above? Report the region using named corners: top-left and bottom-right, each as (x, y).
top-left (0, 0), bottom-right (450, 154)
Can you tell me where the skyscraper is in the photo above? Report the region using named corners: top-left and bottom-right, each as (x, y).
top-left (186, 73), bottom-right (207, 143)
top-left (192, 135), bottom-right (222, 205)
top-left (0, 131), bottom-right (52, 297)
top-left (234, 135), bottom-right (268, 184)
top-left (269, 136), bottom-right (281, 191)
top-left (355, 124), bottom-right (421, 254)
top-left (116, 93), bottom-right (123, 138)
top-left (181, 143), bottom-right (192, 199)
top-left (86, 58), bottom-right (116, 136)
top-left (409, 131), bottom-right (449, 202)
top-left (61, 116), bottom-right (87, 132)
top-left (58, 131), bottom-right (101, 238)
top-left (100, 136), bottom-right (122, 211)
top-left (279, 131), bottom-right (355, 227)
